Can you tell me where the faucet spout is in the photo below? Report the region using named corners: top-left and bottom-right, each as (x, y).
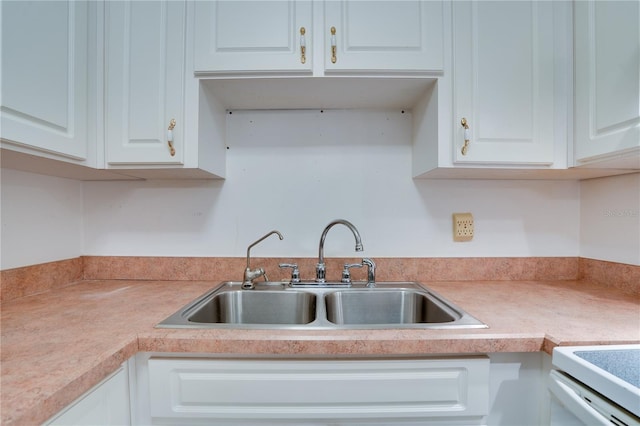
top-left (243, 230), bottom-right (284, 289)
top-left (316, 219), bottom-right (363, 283)
top-left (246, 230), bottom-right (283, 269)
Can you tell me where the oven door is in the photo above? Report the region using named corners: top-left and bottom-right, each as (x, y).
top-left (549, 370), bottom-right (640, 426)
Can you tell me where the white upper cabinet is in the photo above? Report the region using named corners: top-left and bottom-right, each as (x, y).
top-left (0, 1), bottom-right (91, 162)
top-left (105, 1), bottom-right (226, 178)
top-left (194, 1), bottom-right (313, 73)
top-left (193, 0), bottom-right (442, 75)
top-left (105, 1), bottom-right (186, 165)
top-left (324, 0), bottom-right (443, 73)
top-left (574, 0), bottom-right (640, 169)
top-left (413, 1), bottom-right (572, 178)
top-left (451, 0), bottom-right (558, 166)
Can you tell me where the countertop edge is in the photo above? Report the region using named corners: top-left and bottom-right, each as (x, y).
top-left (6, 338), bottom-right (139, 426)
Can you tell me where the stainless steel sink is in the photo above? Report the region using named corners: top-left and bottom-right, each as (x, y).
top-left (157, 282), bottom-right (487, 330)
top-left (188, 290), bottom-right (316, 325)
top-left (159, 284), bottom-right (316, 328)
top-left (325, 289), bottom-right (458, 325)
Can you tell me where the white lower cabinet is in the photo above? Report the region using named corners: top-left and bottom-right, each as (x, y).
top-left (45, 362), bottom-right (131, 426)
top-left (43, 352), bottom-right (552, 425)
top-left (487, 352), bottom-right (552, 426)
top-left (145, 357), bottom-right (490, 425)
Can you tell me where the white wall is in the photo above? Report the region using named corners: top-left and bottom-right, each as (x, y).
top-left (3, 112), bottom-right (637, 269)
top-left (580, 173), bottom-right (640, 265)
top-left (0, 168), bottom-right (83, 269)
top-left (83, 110), bottom-right (581, 259)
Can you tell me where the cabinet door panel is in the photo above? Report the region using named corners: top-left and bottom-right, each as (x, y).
top-left (453, 1), bottom-right (555, 165)
top-left (574, 0), bottom-right (640, 164)
top-left (0, 1), bottom-right (88, 160)
top-left (194, 1), bottom-right (312, 73)
top-left (148, 358), bottom-right (489, 421)
top-left (105, 1), bottom-right (185, 165)
top-left (324, 0), bottom-right (443, 72)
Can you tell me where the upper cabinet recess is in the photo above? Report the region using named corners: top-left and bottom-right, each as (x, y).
top-left (573, 0), bottom-right (640, 169)
top-left (193, 0), bottom-right (444, 75)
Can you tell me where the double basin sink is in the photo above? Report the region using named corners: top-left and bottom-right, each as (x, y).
top-left (158, 282), bottom-right (487, 330)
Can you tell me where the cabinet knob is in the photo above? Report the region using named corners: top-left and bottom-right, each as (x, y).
top-left (460, 118), bottom-right (471, 155)
top-left (300, 27), bottom-right (306, 64)
top-left (330, 26), bottom-right (337, 63)
top-left (167, 118), bottom-right (176, 157)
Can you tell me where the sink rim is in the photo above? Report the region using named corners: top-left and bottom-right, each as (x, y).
top-left (156, 281), bottom-right (488, 330)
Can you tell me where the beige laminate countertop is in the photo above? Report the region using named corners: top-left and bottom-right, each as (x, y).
top-left (1, 279), bottom-right (639, 425)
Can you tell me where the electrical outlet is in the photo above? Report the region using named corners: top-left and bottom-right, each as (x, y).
top-left (453, 213), bottom-right (474, 242)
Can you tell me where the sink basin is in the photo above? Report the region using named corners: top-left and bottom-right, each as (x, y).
top-left (325, 290), bottom-right (458, 325)
top-left (188, 290), bottom-right (316, 325)
top-left (157, 282), bottom-right (487, 330)
top-left (160, 285), bottom-right (317, 327)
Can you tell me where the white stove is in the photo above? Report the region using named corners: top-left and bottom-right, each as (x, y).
top-left (550, 344), bottom-right (640, 425)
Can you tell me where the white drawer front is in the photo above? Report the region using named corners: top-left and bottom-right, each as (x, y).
top-left (149, 358), bottom-right (489, 421)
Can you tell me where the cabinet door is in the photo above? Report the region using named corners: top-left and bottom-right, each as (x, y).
top-left (194, 1), bottom-right (312, 73)
top-left (324, 0), bottom-right (443, 73)
top-left (47, 365), bottom-right (130, 426)
top-left (0, 1), bottom-right (89, 161)
top-left (452, 1), bottom-right (556, 165)
top-left (574, 1), bottom-right (640, 166)
top-left (148, 358), bottom-right (489, 422)
top-left (105, 1), bottom-right (185, 165)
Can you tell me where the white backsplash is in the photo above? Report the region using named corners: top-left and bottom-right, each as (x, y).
top-left (4, 110), bottom-right (635, 269)
top-left (1, 168), bottom-right (83, 269)
top-left (580, 173), bottom-right (640, 265)
top-left (81, 110), bottom-right (581, 260)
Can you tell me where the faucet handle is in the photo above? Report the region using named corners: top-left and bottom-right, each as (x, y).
top-left (341, 263), bottom-right (363, 284)
top-left (362, 258), bottom-right (376, 287)
top-left (279, 263), bottom-right (300, 283)
top-left (242, 267), bottom-right (266, 289)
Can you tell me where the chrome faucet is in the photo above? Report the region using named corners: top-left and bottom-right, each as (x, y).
top-left (243, 230), bottom-right (283, 289)
top-left (316, 219), bottom-right (363, 283)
